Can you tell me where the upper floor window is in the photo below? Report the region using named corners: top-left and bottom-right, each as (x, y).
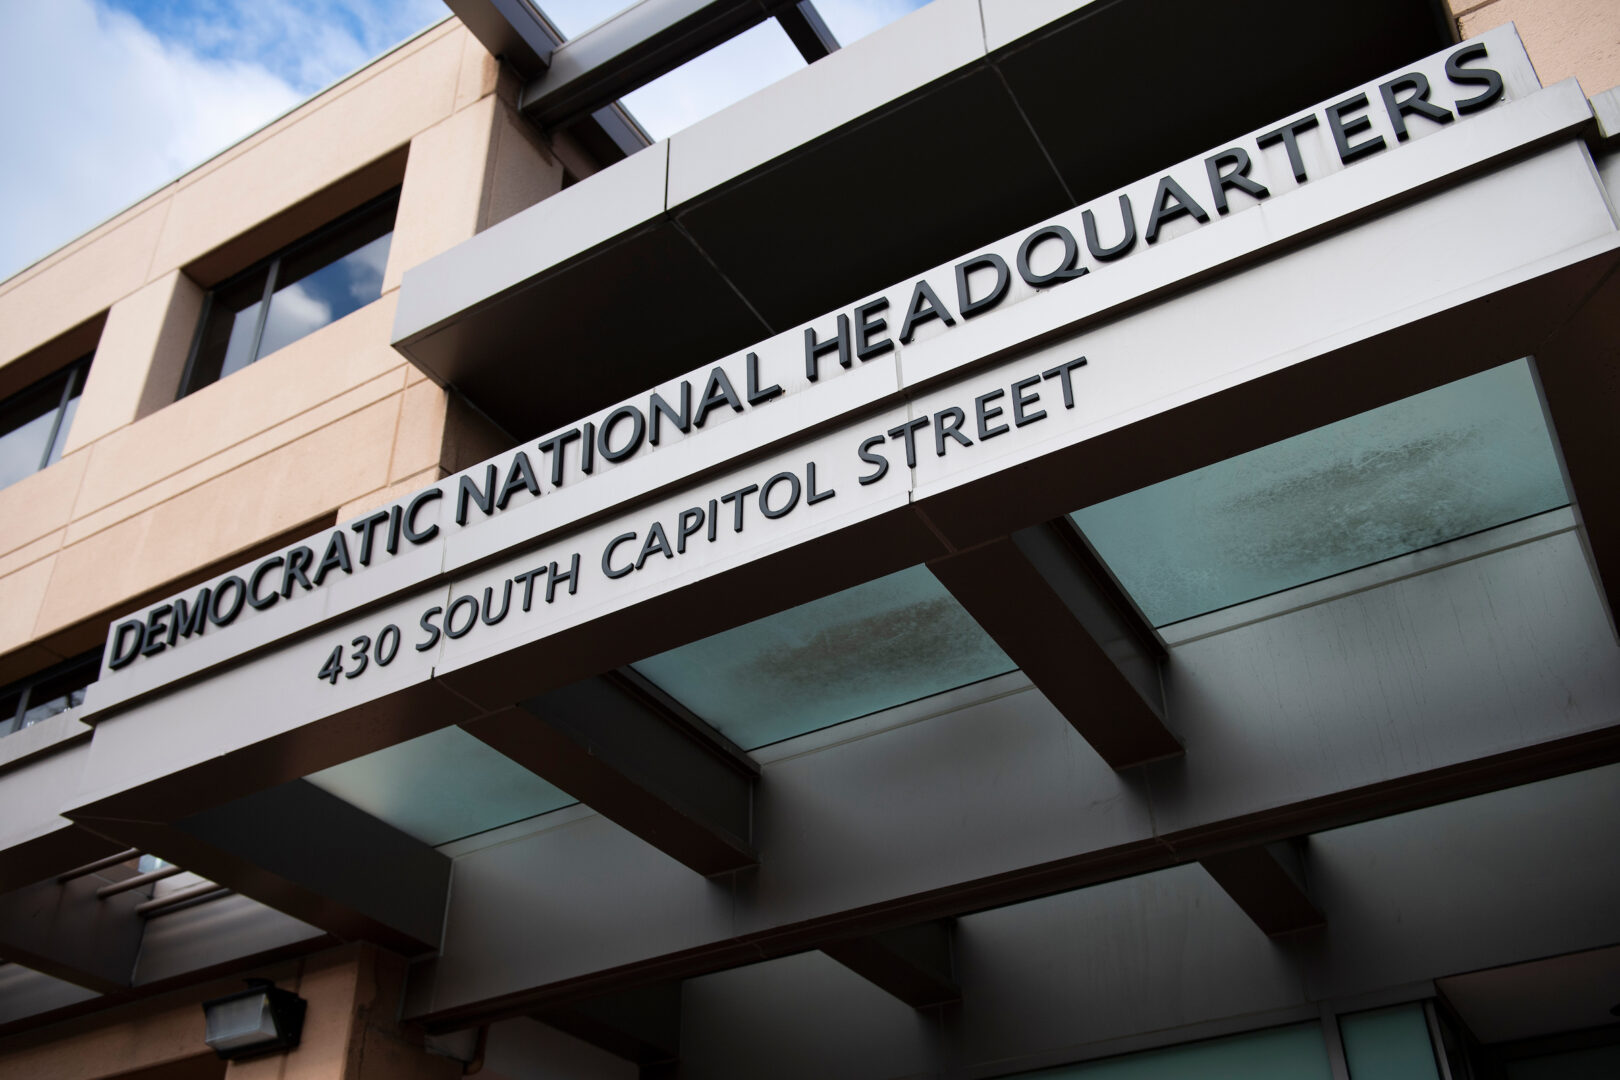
top-left (1, 649), bottom-right (101, 737)
top-left (179, 189), bottom-right (399, 397)
top-left (0, 353), bottom-right (90, 490)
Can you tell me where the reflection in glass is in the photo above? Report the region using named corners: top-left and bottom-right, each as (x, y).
top-left (632, 565), bottom-right (1013, 751)
top-left (1008, 1021), bottom-right (1332, 1079)
top-left (305, 726), bottom-right (576, 846)
top-left (0, 649), bottom-right (100, 737)
top-left (0, 358), bottom-right (88, 490)
top-left (182, 192), bottom-right (396, 396)
top-left (1339, 1005), bottom-right (1441, 1080)
top-left (1072, 360), bottom-right (1569, 626)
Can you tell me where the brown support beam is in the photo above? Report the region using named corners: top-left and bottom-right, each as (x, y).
top-left (465, 669), bottom-right (758, 876)
top-left (534, 982), bottom-right (682, 1066)
top-left (1529, 261), bottom-right (1620, 638)
top-left (928, 519), bottom-right (1181, 769)
top-left (1200, 841), bottom-right (1325, 938)
top-left (0, 871), bottom-right (145, 994)
top-left (821, 920), bottom-right (959, 1008)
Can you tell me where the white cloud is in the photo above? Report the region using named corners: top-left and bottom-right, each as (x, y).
top-left (0, 0), bottom-right (302, 280)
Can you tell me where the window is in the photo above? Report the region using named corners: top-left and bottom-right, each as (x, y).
top-left (0, 649), bottom-right (101, 738)
top-left (0, 353), bottom-right (90, 490)
top-left (179, 190), bottom-right (399, 396)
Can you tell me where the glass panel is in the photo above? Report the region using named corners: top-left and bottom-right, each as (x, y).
top-left (257, 198), bottom-right (395, 359)
top-left (1072, 359), bottom-right (1569, 626)
top-left (305, 726), bottom-right (576, 846)
top-left (0, 690), bottom-right (21, 737)
top-left (620, 20), bottom-right (806, 140)
top-left (186, 266), bottom-right (269, 394)
top-left (815, 0), bottom-right (934, 47)
top-left (632, 565), bottom-right (1014, 751)
top-left (0, 370), bottom-right (70, 489)
top-left (18, 657), bottom-right (99, 730)
top-left (1005, 1021), bottom-right (1333, 1079)
top-left (43, 363), bottom-right (85, 468)
top-left (1340, 1004), bottom-right (1441, 1080)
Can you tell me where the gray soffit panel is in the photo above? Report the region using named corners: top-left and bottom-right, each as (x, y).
top-left (393, 0), bottom-right (1451, 440)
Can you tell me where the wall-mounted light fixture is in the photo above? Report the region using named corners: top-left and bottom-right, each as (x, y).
top-left (201, 978), bottom-right (306, 1060)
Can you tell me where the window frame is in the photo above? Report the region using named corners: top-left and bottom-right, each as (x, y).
top-left (177, 188), bottom-right (401, 398)
top-left (0, 648), bottom-right (103, 738)
top-left (0, 352), bottom-right (92, 488)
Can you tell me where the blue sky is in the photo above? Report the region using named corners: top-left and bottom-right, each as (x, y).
top-left (0, 0), bottom-right (928, 282)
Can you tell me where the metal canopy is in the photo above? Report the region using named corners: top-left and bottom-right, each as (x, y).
top-left (395, 0), bottom-right (1450, 441)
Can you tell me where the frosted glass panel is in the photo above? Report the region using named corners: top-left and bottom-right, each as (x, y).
top-left (1340, 1004), bottom-right (1440, 1080)
top-left (306, 727), bottom-right (575, 846)
top-left (632, 565), bottom-right (1013, 750)
top-left (1009, 1021), bottom-right (1332, 1079)
top-left (1072, 359), bottom-right (1568, 626)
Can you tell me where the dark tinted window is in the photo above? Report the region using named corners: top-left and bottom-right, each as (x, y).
top-left (0, 355), bottom-right (90, 490)
top-left (1, 649), bottom-right (101, 737)
top-left (181, 190), bottom-right (398, 397)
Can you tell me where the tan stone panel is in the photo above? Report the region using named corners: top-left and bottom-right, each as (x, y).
top-left (1461, 1), bottom-right (1620, 92)
top-left (482, 101), bottom-right (565, 231)
top-left (383, 97), bottom-right (499, 295)
top-left (64, 270), bottom-right (205, 455)
top-left (149, 30), bottom-right (464, 279)
top-left (0, 450), bottom-right (88, 560)
top-left (0, 203), bottom-right (168, 368)
top-left (336, 466), bottom-right (443, 523)
top-left (36, 398), bottom-right (399, 638)
top-left (0, 981), bottom-right (213, 1080)
top-left (390, 379), bottom-right (450, 482)
top-left (0, 556), bottom-right (56, 658)
top-left (230, 954), bottom-right (362, 1080)
top-left (72, 295), bottom-right (405, 518)
top-left (65, 369), bottom-right (406, 548)
top-left (0, 529), bottom-right (64, 580)
top-left (454, 23), bottom-right (500, 113)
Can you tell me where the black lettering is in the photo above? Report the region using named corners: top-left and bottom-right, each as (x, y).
top-left (352, 509), bottom-right (390, 566)
top-left (313, 531), bottom-right (353, 586)
top-left (248, 557), bottom-right (283, 610)
top-left (636, 521), bottom-right (674, 569)
top-left (1082, 194), bottom-right (1137, 261)
top-left (416, 606), bottom-right (443, 651)
top-left (720, 484), bottom-right (758, 532)
top-left (887, 416), bottom-right (930, 468)
top-left (858, 435), bottom-right (890, 486)
top-left (854, 297), bottom-right (893, 360)
top-left (677, 507), bottom-right (705, 553)
top-left (142, 604), bottom-right (172, 657)
top-left (805, 461), bottom-right (835, 504)
top-left (280, 546), bottom-right (314, 599)
top-left (603, 532), bottom-right (637, 579)
top-left (1446, 42), bottom-right (1503, 114)
top-left (1144, 175), bottom-right (1210, 244)
top-left (1379, 72), bottom-right (1453, 141)
top-left (649, 384), bottom-right (692, 445)
top-left (598, 405), bottom-right (647, 463)
top-left (547, 554), bottom-right (580, 603)
top-left (210, 576), bottom-right (247, 625)
top-left (171, 589), bottom-right (210, 644)
top-left (1016, 225), bottom-right (1086, 287)
top-left (1012, 375), bottom-right (1046, 428)
top-left (444, 595), bottom-right (479, 639)
top-left (976, 389), bottom-right (1009, 440)
top-left (804, 314), bottom-right (852, 381)
top-left (1041, 356), bottom-right (1088, 409)
top-left (536, 428), bottom-right (581, 486)
top-left (107, 619), bottom-right (146, 670)
top-left (759, 471), bottom-right (801, 519)
top-left (404, 488), bottom-right (442, 544)
top-left (580, 421), bottom-right (596, 474)
top-left (955, 253), bottom-right (1010, 318)
top-left (745, 352), bottom-right (783, 405)
top-left (496, 452), bottom-right (541, 510)
top-left (457, 464), bottom-right (498, 526)
top-left (695, 368), bottom-right (744, 427)
top-left (1257, 115), bottom-right (1320, 183)
top-left (387, 504), bottom-right (403, 555)
top-left (1204, 148), bottom-right (1270, 215)
top-left (1326, 92), bottom-right (1385, 165)
top-left (512, 566), bottom-right (544, 613)
top-left (933, 407), bottom-right (972, 456)
top-left (481, 580), bottom-right (512, 625)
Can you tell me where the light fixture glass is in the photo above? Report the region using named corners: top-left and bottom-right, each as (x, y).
top-left (202, 980), bottom-right (306, 1060)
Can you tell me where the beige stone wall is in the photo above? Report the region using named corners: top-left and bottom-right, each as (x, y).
top-left (0, 945), bottom-right (457, 1080)
top-left (0, 18), bottom-right (565, 681)
top-left (1452, 0), bottom-right (1620, 94)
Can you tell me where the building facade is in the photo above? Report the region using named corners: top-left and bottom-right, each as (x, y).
top-left (2, 1), bottom-right (1620, 1077)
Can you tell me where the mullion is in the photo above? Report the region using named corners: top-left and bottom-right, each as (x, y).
top-left (36, 359), bottom-right (82, 472)
top-left (246, 255), bottom-right (281, 367)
